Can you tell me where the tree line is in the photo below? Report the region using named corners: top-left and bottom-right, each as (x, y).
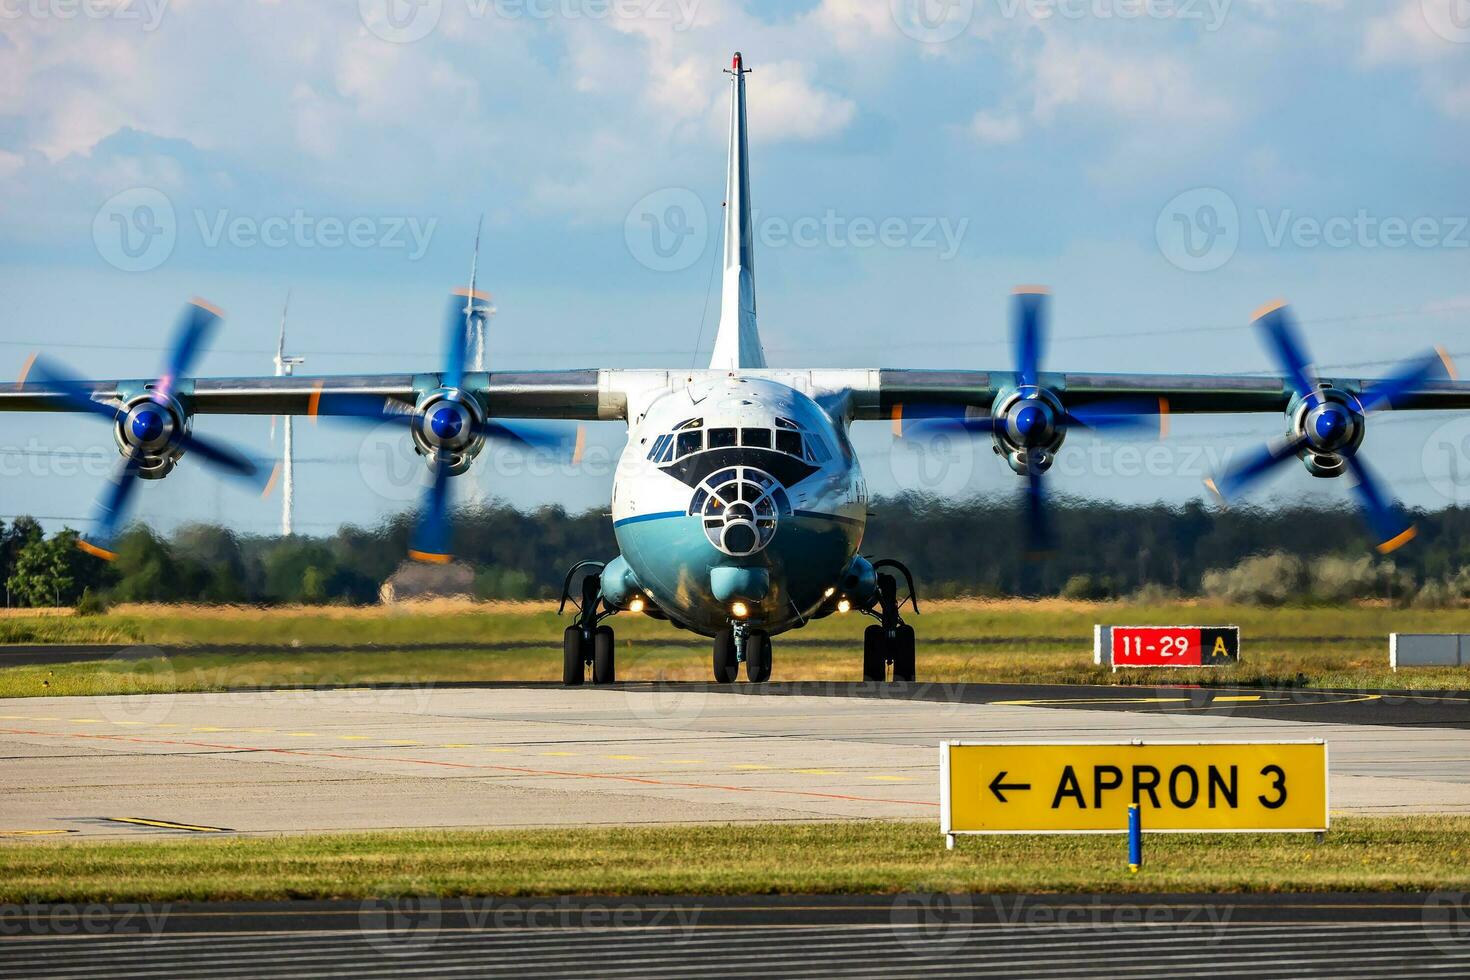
top-left (8, 496), bottom-right (1470, 608)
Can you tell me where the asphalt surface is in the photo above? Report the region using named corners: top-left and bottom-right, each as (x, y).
top-left (6, 894), bottom-right (1470, 978)
top-left (3, 683), bottom-right (1469, 838)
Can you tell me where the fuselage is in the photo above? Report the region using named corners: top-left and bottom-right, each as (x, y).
top-left (611, 376), bottom-right (867, 636)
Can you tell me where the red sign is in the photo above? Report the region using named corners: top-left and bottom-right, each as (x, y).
top-left (1108, 626), bottom-right (1239, 668)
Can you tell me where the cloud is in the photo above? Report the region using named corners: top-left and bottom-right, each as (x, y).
top-left (746, 60), bottom-right (857, 142)
top-left (969, 109), bottom-right (1022, 144)
top-left (1362, 0), bottom-right (1470, 119)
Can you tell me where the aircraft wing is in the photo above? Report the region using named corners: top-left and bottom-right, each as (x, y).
top-left (0, 370), bottom-right (610, 420)
top-left (852, 369), bottom-right (1470, 421)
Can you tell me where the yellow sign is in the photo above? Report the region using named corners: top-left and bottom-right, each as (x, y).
top-left (941, 741), bottom-right (1327, 838)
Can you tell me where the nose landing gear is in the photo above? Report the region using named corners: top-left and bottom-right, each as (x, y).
top-left (713, 623), bottom-right (772, 683)
top-left (861, 560), bottom-right (919, 683)
top-left (559, 561), bottom-right (617, 686)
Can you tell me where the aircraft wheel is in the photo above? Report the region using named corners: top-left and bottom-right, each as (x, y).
top-left (745, 631), bottom-right (772, 683)
top-left (592, 625), bottom-right (616, 685)
top-left (862, 624), bottom-right (887, 682)
top-left (563, 626), bottom-right (586, 686)
top-left (891, 624), bottom-right (917, 683)
top-left (712, 628), bottom-right (738, 684)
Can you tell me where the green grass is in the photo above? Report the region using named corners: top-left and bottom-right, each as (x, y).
top-left (2, 599), bottom-right (1468, 697)
top-left (3, 818), bottom-right (1467, 901)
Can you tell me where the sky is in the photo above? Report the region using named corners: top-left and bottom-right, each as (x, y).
top-left (0, 0), bottom-right (1467, 536)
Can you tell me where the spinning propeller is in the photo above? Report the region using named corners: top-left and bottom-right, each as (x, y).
top-left (21, 299), bottom-right (277, 560)
top-left (897, 287), bottom-right (1166, 553)
top-left (314, 275), bottom-right (584, 564)
top-left (1206, 301), bottom-right (1454, 554)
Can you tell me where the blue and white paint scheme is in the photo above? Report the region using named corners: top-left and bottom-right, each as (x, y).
top-left (6, 51), bottom-right (1468, 684)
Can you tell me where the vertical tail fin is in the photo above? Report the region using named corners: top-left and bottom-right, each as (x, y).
top-left (709, 51), bottom-right (766, 372)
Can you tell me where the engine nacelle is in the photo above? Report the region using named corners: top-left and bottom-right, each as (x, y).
top-left (1287, 386), bottom-right (1365, 479)
top-left (409, 388), bottom-right (486, 476)
top-left (990, 386), bottom-right (1066, 475)
top-left (111, 392), bottom-right (189, 480)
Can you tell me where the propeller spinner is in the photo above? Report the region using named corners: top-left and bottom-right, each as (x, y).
top-left (895, 287), bottom-right (1167, 554)
top-left (1207, 301), bottom-right (1455, 554)
top-left (20, 299), bottom-right (277, 559)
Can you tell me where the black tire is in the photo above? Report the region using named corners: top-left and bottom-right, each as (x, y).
top-left (592, 625), bottom-right (616, 685)
top-left (863, 624), bottom-right (887, 683)
top-left (713, 628), bottom-right (738, 684)
top-left (745, 631), bottom-right (772, 683)
top-left (563, 625), bottom-right (586, 686)
top-left (891, 624), bottom-right (917, 683)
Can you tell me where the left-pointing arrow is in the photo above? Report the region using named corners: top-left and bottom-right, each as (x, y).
top-left (988, 770), bottom-right (1031, 803)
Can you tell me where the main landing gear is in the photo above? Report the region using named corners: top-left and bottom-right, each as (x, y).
top-left (713, 622), bottom-right (771, 684)
top-left (862, 560), bottom-right (919, 683)
top-left (559, 561), bottom-right (617, 686)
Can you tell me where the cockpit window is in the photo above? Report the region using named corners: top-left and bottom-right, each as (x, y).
top-left (774, 429), bottom-right (802, 456)
top-left (676, 430), bottom-right (703, 458)
top-left (740, 428), bottom-right (771, 448)
top-left (675, 418), bottom-right (703, 430)
top-left (803, 434), bottom-right (831, 464)
top-left (646, 434), bottom-right (672, 462)
top-left (708, 427), bottom-right (738, 449)
top-left (775, 417), bottom-right (799, 430)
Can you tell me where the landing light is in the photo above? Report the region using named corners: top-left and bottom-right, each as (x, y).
top-left (628, 597), bottom-right (645, 613)
top-left (836, 597), bottom-right (851, 614)
top-left (823, 587), bottom-right (836, 598)
top-left (730, 601), bottom-right (749, 619)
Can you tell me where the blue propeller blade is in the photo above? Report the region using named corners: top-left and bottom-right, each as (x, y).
top-left (1343, 454), bottom-right (1416, 554)
top-left (1063, 397), bottom-right (1169, 435)
top-left (310, 393), bottom-right (417, 426)
top-left (22, 357), bottom-right (123, 422)
top-left (1024, 461), bottom-right (1053, 556)
top-left (482, 420), bottom-right (585, 460)
top-left (179, 431), bottom-right (277, 493)
top-left (409, 458), bottom-right (454, 563)
top-left (79, 450), bottom-right (145, 559)
top-left (159, 299), bottom-right (223, 397)
top-left (442, 290), bottom-right (475, 390)
top-left (1208, 432), bottom-right (1310, 500)
top-left (1013, 288), bottom-right (1048, 388)
top-left (1358, 347), bottom-right (1456, 415)
top-left (1254, 301), bottom-right (1319, 407)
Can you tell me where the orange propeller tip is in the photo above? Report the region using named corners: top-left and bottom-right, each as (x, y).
top-left (1202, 477), bottom-right (1225, 503)
top-left (1012, 285), bottom-right (1051, 296)
top-left (76, 539), bottom-right (117, 562)
top-left (572, 425), bottom-right (587, 466)
top-left (18, 351), bottom-right (37, 385)
top-left (1157, 397), bottom-right (1170, 439)
top-left (408, 550), bottom-right (454, 565)
top-left (1251, 298), bottom-right (1288, 322)
top-left (1436, 345), bottom-right (1459, 381)
top-left (452, 287), bottom-right (492, 302)
top-left (307, 381), bottom-right (325, 421)
top-left (1377, 525), bottom-right (1417, 555)
top-left (189, 297), bottom-right (226, 318)
top-left (890, 403), bottom-right (904, 438)
top-left (261, 462), bottom-right (283, 499)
